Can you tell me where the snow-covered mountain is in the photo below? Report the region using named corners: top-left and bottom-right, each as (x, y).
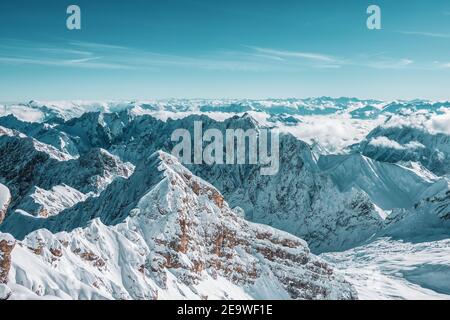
top-left (0, 127), bottom-right (134, 217)
top-left (322, 237), bottom-right (450, 300)
top-left (383, 182), bottom-right (450, 241)
top-left (1, 97), bottom-right (450, 300)
top-left (3, 98), bottom-right (448, 156)
top-left (0, 152), bottom-right (356, 300)
top-left (318, 153), bottom-right (446, 210)
top-left (1, 112), bottom-right (385, 253)
top-left (188, 133), bottom-right (384, 253)
top-left (355, 111), bottom-right (450, 176)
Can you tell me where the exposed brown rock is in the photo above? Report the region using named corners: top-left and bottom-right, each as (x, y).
top-left (210, 191), bottom-right (224, 208)
top-left (256, 231), bottom-right (302, 248)
top-left (77, 250), bottom-right (106, 268)
top-left (50, 248), bottom-right (63, 257)
top-left (178, 218), bottom-right (189, 254)
top-left (0, 239), bottom-right (15, 284)
top-left (28, 245), bottom-right (43, 256)
top-left (39, 210), bottom-right (49, 218)
top-left (191, 181), bottom-right (201, 195)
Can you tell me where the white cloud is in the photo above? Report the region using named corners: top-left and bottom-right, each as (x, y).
top-left (0, 105), bottom-right (44, 122)
top-left (369, 137), bottom-right (405, 150)
top-left (404, 141), bottom-right (426, 149)
top-left (381, 110), bottom-right (450, 136)
top-left (280, 114), bottom-right (384, 153)
top-left (428, 112), bottom-right (450, 135)
top-left (368, 136), bottom-right (425, 150)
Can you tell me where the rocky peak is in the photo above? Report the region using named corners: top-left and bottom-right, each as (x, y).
top-left (0, 151), bottom-right (357, 299)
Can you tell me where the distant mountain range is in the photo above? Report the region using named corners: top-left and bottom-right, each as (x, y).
top-left (2, 97), bottom-right (449, 121)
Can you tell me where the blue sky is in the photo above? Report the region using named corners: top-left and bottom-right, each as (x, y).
top-left (0, 0), bottom-right (450, 101)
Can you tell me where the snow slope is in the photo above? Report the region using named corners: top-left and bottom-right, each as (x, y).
top-left (356, 111), bottom-right (450, 176)
top-left (16, 185), bottom-right (88, 218)
top-left (322, 238), bottom-right (450, 300)
top-left (382, 182), bottom-right (450, 242)
top-left (318, 153), bottom-right (444, 210)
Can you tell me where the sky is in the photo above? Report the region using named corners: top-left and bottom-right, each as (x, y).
top-left (0, 0), bottom-right (450, 101)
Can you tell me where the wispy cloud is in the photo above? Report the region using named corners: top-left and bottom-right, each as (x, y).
top-left (0, 40), bottom-right (280, 72)
top-left (249, 46), bottom-right (337, 63)
top-left (426, 61), bottom-right (450, 70)
top-left (360, 58), bottom-right (415, 70)
top-left (0, 39), bottom-right (134, 70)
top-left (69, 41), bottom-right (129, 51)
top-left (398, 30), bottom-right (450, 38)
top-left (0, 40), bottom-right (138, 70)
top-left (35, 47), bottom-right (93, 56)
top-left (246, 46), bottom-right (416, 70)
top-left (0, 55), bottom-right (130, 70)
top-left (0, 39), bottom-right (426, 72)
